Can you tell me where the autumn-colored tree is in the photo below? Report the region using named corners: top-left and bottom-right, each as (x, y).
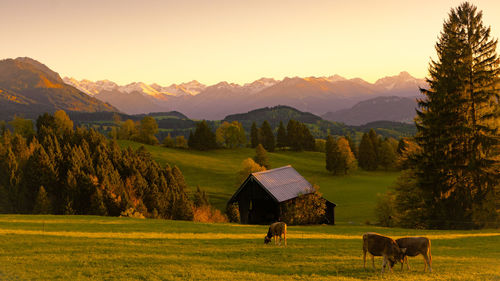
top-left (54, 110), bottom-right (74, 136)
top-left (216, 121), bottom-right (246, 148)
top-left (281, 185), bottom-right (326, 225)
top-left (162, 133), bottom-right (175, 148)
top-left (337, 137), bottom-right (357, 174)
top-left (9, 116), bottom-right (35, 139)
top-left (253, 144), bottom-right (270, 169)
top-left (118, 119), bottom-right (138, 140)
top-left (236, 158), bottom-right (266, 185)
top-left (136, 116), bottom-right (159, 145)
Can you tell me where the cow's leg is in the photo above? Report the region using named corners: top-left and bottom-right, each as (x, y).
top-left (428, 248), bottom-right (432, 272)
top-left (363, 249), bottom-right (367, 270)
top-left (371, 255), bottom-right (375, 270)
top-left (423, 253), bottom-right (431, 272)
top-left (381, 256), bottom-right (387, 273)
top-left (278, 235), bottom-right (282, 245)
top-left (406, 256), bottom-right (410, 270)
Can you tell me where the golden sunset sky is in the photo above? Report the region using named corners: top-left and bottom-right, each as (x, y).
top-left (1, 0), bottom-right (499, 85)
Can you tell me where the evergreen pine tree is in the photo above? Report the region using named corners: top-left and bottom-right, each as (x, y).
top-left (358, 133), bottom-right (377, 170)
top-left (33, 186), bottom-right (51, 214)
top-left (368, 129), bottom-right (380, 164)
top-left (413, 2), bottom-right (500, 228)
top-left (379, 139), bottom-right (396, 170)
top-left (189, 121), bottom-right (216, 150)
top-left (287, 120), bottom-right (298, 150)
top-left (250, 122), bottom-right (259, 148)
top-left (276, 121), bottom-right (288, 149)
top-left (193, 186), bottom-right (209, 207)
top-left (260, 121), bottom-right (275, 152)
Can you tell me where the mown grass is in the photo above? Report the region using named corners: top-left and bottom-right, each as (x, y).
top-left (0, 215), bottom-right (499, 280)
top-left (119, 141), bottom-right (398, 223)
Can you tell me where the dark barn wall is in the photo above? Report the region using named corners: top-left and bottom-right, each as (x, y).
top-left (235, 178), bottom-right (279, 224)
top-left (325, 201), bottom-right (335, 225)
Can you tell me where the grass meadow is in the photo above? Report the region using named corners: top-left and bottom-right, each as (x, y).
top-left (0, 215), bottom-right (499, 280)
top-left (119, 141), bottom-right (399, 223)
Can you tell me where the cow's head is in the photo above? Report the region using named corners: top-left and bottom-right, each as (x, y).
top-left (264, 236), bottom-right (271, 244)
top-left (395, 247), bottom-right (407, 264)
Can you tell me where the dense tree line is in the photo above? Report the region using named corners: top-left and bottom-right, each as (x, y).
top-left (376, 3), bottom-right (500, 229)
top-left (249, 119), bottom-right (315, 152)
top-left (0, 111), bottom-right (193, 220)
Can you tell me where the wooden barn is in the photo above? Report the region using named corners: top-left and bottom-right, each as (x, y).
top-left (228, 165), bottom-right (336, 225)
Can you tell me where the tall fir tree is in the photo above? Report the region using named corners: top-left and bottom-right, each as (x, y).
top-left (188, 120), bottom-right (217, 150)
top-left (358, 133), bottom-right (377, 171)
top-left (250, 122), bottom-right (259, 148)
top-left (33, 186), bottom-right (51, 214)
top-left (325, 135), bottom-right (342, 175)
top-left (260, 121), bottom-right (275, 152)
top-left (276, 121), bottom-right (288, 149)
top-left (413, 2), bottom-right (500, 228)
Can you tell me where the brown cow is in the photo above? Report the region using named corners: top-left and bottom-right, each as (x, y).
top-left (264, 222), bottom-right (287, 246)
top-left (396, 237), bottom-right (432, 272)
top-left (363, 232), bottom-right (406, 273)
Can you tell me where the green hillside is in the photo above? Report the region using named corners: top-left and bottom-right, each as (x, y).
top-left (119, 140), bottom-right (399, 223)
top-left (1, 215), bottom-right (498, 280)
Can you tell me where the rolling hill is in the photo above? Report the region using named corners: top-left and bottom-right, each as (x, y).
top-left (0, 57), bottom-right (117, 119)
top-left (322, 96), bottom-right (419, 125)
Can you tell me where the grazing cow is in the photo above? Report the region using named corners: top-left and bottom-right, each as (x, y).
top-left (362, 232), bottom-right (406, 273)
top-left (396, 237), bottom-right (432, 272)
top-left (264, 222), bottom-right (287, 246)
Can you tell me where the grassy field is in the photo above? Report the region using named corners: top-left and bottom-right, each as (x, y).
top-left (119, 141), bottom-right (399, 223)
top-left (0, 215), bottom-right (499, 280)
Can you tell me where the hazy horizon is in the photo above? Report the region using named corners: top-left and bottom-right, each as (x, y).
top-left (2, 0), bottom-right (499, 85)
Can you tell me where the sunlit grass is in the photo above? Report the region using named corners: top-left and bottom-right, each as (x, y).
top-left (0, 215), bottom-right (499, 280)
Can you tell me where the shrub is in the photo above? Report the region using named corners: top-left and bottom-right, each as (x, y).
top-left (120, 207), bottom-right (145, 219)
top-left (226, 203), bottom-right (240, 223)
top-left (374, 192), bottom-right (396, 227)
top-left (193, 205), bottom-right (228, 223)
top-left (281, 185), bottom-right (326, 225)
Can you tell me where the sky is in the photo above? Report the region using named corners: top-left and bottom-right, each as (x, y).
top-left (1, 0), bottom-right (499, 86)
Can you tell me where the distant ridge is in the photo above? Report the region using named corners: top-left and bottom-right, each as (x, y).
top-left (322, 96), bottom-right (419, 125)
top-left (0, 57), bottom-right (117, 119)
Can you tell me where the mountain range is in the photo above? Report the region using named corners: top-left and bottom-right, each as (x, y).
top-left (64, 71), bottom-right (426, 120)
top-left (0, 57), bottom-right (116, 119)
top-left (0, 57), bottom-right (425, 125)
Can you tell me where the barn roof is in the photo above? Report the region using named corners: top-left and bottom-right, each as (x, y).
top-left (229, 165), bottom-right (315, 203)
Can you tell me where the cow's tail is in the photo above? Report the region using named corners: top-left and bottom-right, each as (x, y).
top-left (428, 239), bottom-right (432, 265)
top-left (283, 223), bottom-right (287, 246)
